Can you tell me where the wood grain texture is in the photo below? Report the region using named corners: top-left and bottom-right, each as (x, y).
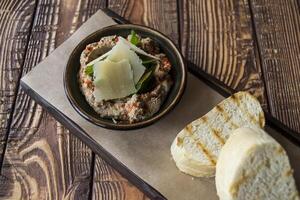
top-left (2, 0), bottom-right (299, 199)
top-left (180, 0), bottom-right (267, 107)
top-left (92, 156), bottom-right (148, 200)
top-left (0, 0), bottom-right (105, 199)
top-left (0, 0), bottom-right (37, 167)
top-left (108, 0), bottom-right (179, 44)
top-left (250, 0), bottom-right (300, 132)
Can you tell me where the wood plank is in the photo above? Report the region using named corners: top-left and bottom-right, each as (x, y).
top-left (108, 0), bottom-right (179, 44)
top-left (0, 0), bottom-right (105, 199)
top-left (89, 0), bottom-right (180, 199)
top-left (180, 0), bottom-right (268, 107)
top-left (250, 0), bottom-right (300, 132)
top-left (92, 156), bottom-right (148, 200)
top-left (0, 0), bottom-right (37, 168)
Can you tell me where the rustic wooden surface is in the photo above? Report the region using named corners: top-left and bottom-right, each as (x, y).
top-left (0, 0), bottom-right (37, 169)
top-left (0, 0), bottom-right (300, 199)
top-left (179, 0), bottom-right (267, 107)
top-left (250, 0), bottom-right (300, 132)
top-left (0, 0), bottom-right (103, 199)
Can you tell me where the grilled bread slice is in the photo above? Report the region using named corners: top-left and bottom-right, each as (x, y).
top-left (171, 91), bottom-right (265, 177)
top-left (216, 127), bottom-right (299, 200)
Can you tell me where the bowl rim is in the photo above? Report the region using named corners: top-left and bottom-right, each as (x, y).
top-left (64, 24), bottom-right (187, 130)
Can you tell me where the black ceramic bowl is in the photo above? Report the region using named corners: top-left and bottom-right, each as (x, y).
top-left (64, 24), bottom-right (186, 130)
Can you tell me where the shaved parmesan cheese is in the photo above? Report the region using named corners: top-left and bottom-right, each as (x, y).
top-left (86, 36), bottom-right (160, 85)
top-left (108, 41), bottom-right (145, 83)
top-left (118, 37), bottom-right (160, 60)
top-left (93, 59), bottom-right (137, 101)
top-left (88, 36), bottom-right (161, 100)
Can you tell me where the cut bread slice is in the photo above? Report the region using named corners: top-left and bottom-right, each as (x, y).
top-left (216, 127), bottom-right (299, 200)
top-left (171, 91), bottom-right (265, 177)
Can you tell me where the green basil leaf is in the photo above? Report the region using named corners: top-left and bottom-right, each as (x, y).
top-left (85, 65), bottom-right (94, 77)
top-left (130, 30), bottom-right (140, 46)
top-left (142, 59), bottom-right (156, 65)
top-left (135, 66), bottom-right (156, 93)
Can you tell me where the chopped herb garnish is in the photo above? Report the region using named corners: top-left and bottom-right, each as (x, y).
top-left (130, 30), bottom-right (140, 46)
top-left (142, 59), bottom-right (157, 65)
top-left (85, 65), bottom-right (94, 76)
top-left (135, 66), bottom-right (156, 93)
top-left (141, 57), bottom-right (158, 69)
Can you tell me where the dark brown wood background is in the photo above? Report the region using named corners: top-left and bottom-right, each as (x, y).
top-left (0, 0), bottom-right (299, 199)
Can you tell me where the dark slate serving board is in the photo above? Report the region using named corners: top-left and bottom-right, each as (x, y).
top-left (20, 9), bottom-right (300, 199)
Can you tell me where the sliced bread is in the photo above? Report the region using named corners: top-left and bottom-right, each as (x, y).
top-left (170, 91), bottom-right (265, 177)
top-left (216, 127), bottom-right (299, 200)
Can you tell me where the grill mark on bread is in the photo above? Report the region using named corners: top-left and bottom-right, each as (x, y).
top-left (259, 112), bottom-right (265, 127)
top-left (211, 129), bottom-right (225, 145)
top-left (215, 105), bottom-right (224, 112)
top-left (285, 169), bottom-right (293, 177)
top-left (183, 123), bottom-right (217, 165)
top-left (196, 142), bottom-right (216, 165)
top-left (221, 112), bottom-right (230, 123)
top-left (201, 116), bottom-right (208, 123)
top-left (230, 122), bottom-right (239, 129)
top-left (185, 124), bottom-right (193, 135)
top-left (249, 114), bottom-right (257, 125)
top-left (229, 170), bottom-right (255, 197)
top-left (186, 93), bottom-right (255, 148)
top-left (177, 137), bottom-right (183, 146)
top-left (194, 115), bottom-right (208, 126)
top-left (230, 160), bottom-right (268, 198)
top-left (229, 173), bottom-right (249, 198)
top-left (215, 104), bottom-right (239, 129)
top-left (231, 92), bottom-right (241, 106)
top-left (277, 147), bottom-right (284, 154)
top-left (231, 92), bottom-right (262, 126)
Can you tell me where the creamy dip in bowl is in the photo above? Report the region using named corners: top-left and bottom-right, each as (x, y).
top-left (64, 24), bottom-right (186, 130)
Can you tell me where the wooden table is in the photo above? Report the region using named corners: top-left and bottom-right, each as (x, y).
top-left (0, 0), bottom-right (299, 199)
